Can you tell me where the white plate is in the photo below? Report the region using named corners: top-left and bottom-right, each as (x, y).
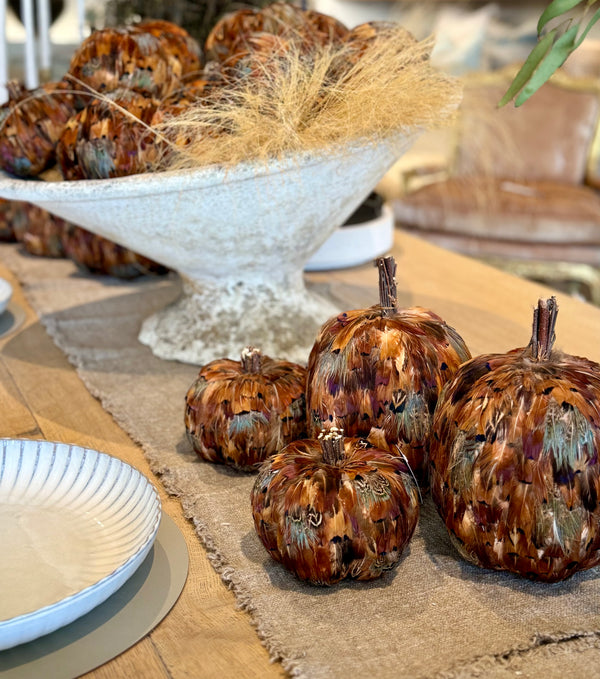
top-left (0, 439), bottom-right (161, 651)
top-left (0, 277), bottom-right (12, 315)
top-left (305, 204), bottom-right (394, 271)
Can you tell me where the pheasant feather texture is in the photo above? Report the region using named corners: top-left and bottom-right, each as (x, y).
top-left (251, 433), bottom-right (420, 584)
top-left (306, 257), bottom-right (471, 484)
top-left (185, 347), bottom-right (307, 471)
top-left (430, 298), bottom-right (600, 581)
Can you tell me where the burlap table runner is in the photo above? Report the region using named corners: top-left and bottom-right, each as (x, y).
top-left (2, 243), bottom-right (600, 679)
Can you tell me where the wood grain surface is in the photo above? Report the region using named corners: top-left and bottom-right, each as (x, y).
top-left (2, 230), bottom-right (600, 677)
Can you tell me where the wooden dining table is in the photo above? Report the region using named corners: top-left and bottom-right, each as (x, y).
top-left (2, 229), bottom-right (600, 678)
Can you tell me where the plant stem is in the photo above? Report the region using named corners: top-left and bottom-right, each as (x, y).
top-left (377, 256), bottom-right (397, 317)
top-left (319, 428), bottom-right (345, 465)
top-left (530, 297), bottom-right (558, 360)
top-left (240, 346), bottom-right (262, 373)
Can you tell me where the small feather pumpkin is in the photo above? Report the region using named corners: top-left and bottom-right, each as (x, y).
top-left (306, 256), bottom-right (471, 485)
top-left (135, 19), bottom-right (203, 80)
top-left (56, 89), bottom-right (160, 180)
top-left (67, 26), bottom-right (181, 98)
top-left (0, 199), bottom-right (27, 241)
top-left (251, 428), bottom-right (420, 585)
top-left (185, 346), bottom-right (307, 471)
top-left (61, 223), bottom-right (168, 279)
top-left (429, 297), bottom-right (600, 582)
top-left (12, 203), bottom-right (67, 257)
top-left (0, 80), bottom-right (76, 177)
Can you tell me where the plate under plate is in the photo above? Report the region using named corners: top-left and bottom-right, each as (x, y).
top-left (0, 439), bottom-right (161, 651)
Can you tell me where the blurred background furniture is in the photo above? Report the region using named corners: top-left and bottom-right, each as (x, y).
top-left (391, 68), bottom-right (600, 302)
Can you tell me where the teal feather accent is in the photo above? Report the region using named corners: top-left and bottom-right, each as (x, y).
top-left (449, 429), bottom-right (484, 492)
top-left (393, 391), bottom-right (430, 442)
top-left (543, 399), bottom-right (593, 477)
top-left (534, 493), bottom-right (585, 550)
top-left (228, 410), bottom-right (269, 436)
top-left (285, 508), bottom-right (321, 550)
top-left (354, 473), bottom-right (391, 507)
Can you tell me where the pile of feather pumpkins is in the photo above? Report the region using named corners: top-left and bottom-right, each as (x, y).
top-left (0, 5), bottom-right (389, 276)
top-left (186, 256), bottom-right (600, 586)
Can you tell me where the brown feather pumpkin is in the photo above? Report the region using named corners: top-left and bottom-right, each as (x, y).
top-left (429, 297), bottom-right (600, 582)
top-left (67, 26), bottom-right (181, 99)
top-left (61, 223), bottom-right (168, 279)
top-left (0, 199), bottom-right (27, 241)
top-left (205, 2), bottom-right (348, 67)
top-left (56, 89), bottom-right (160, 180)
top-left (306, 256), bottom-right (471, 485)
top-left (0, 80), bottom-right (76, 177)
top-left (135, 19), bottom-right (203, 80)
top-left (13, 204), bottom-right (67, 257)
top-left (251, 428), bottom-right (420, 585)
top-left (185, 346), bottom-right (307, 471)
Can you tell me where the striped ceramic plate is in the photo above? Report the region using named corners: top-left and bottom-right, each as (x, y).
top-left (0, 439), bottom-right (161, 650)
top-left (0, 277), bottom-right (11, 315)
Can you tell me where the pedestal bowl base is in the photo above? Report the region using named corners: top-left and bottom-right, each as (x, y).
top-left (138, 278), bottom-right (340, 365)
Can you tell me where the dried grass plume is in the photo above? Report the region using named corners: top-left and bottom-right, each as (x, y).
top-left (155, 24), bottom-right (462, 170)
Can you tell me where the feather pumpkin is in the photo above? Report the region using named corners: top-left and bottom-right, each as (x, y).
top-left (61, 223), bottom-right (168, 279)
top-left (251, 427), bottom-right (419, 585)
top-left (56, 89), bottom-right (160, 180)
top-left (12, 203), bottom-right (67, 257)
top-left (429, 297), bottom-right (600, 581)
top-left (185, 346), bottom-right (307, 471)
top-left (135, 19), bottom-right (203, 81)
top-left (306, 256), bottom-right (471, 485)
top-left (67, 26), bottom-right (182, 99)
top-left (0, 80), bottom-right (76, 178)
top-left (0, 199), bottom-right (27, 241)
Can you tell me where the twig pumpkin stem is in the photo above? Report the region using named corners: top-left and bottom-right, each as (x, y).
top-left (319, 428), bottom-right (345, 465)
top-left (530, 297), bottom-right (558, 361)
top-left (241, 346), bottom-right (262, 373)
top-left (377, 256), bottom-right (397, 317)
top-left (6, 80), bottom-right (24, 102)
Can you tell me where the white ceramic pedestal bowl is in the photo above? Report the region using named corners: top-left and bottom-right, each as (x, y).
top-left (0, 134), bottom-right (415, 365)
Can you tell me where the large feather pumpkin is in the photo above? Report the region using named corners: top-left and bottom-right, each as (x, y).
top-left (251, 428), bottom-right (419, 585)
top-left (430, 297), bottom-right (600, 582)
top-left (185, 347), bottom-right (306, 471)
top-left (306, 256), bottom-right (471, 485)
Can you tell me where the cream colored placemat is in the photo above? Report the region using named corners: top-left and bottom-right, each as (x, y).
top-left (2, 244), bottom-right (600, 679)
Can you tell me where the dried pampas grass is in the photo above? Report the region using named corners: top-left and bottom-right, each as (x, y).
top-left (154, 24), bottom-right (462, 171)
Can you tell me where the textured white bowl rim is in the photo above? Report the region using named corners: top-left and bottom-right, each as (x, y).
top-left (0, 277), bottom-right (12, 315)
top-left (0, 137), bottom-right (403, 201)
top-left (0, 439), bottom-right (162, 651)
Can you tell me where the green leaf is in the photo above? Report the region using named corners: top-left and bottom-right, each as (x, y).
top-left (498, 30), bottom-right (556, 107)
top-left (537, 0), bottom-right (586, 33)
top-left (514, 24), bottom-right (579, 106)
top-left (574, 7), bottom-right (600, 47)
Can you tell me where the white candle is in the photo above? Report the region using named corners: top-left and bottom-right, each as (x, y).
top-left (37, 0), bottom-right (51, 80)
top-left (0, 0), bottom-right (7, 103)
top-left (77, 0), bottom-right (85, 42)
top-left (21, 0), bottom-right (38, 89)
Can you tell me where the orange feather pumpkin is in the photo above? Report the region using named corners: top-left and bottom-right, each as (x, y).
top-left (185, 347), bottom-right (307, 471)
top-left (306, 256), bottom-right (471, 485)
top-left (251, 428), bottom-right (419, 585)
top-left (430, 297), bottom-right (600, 581)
